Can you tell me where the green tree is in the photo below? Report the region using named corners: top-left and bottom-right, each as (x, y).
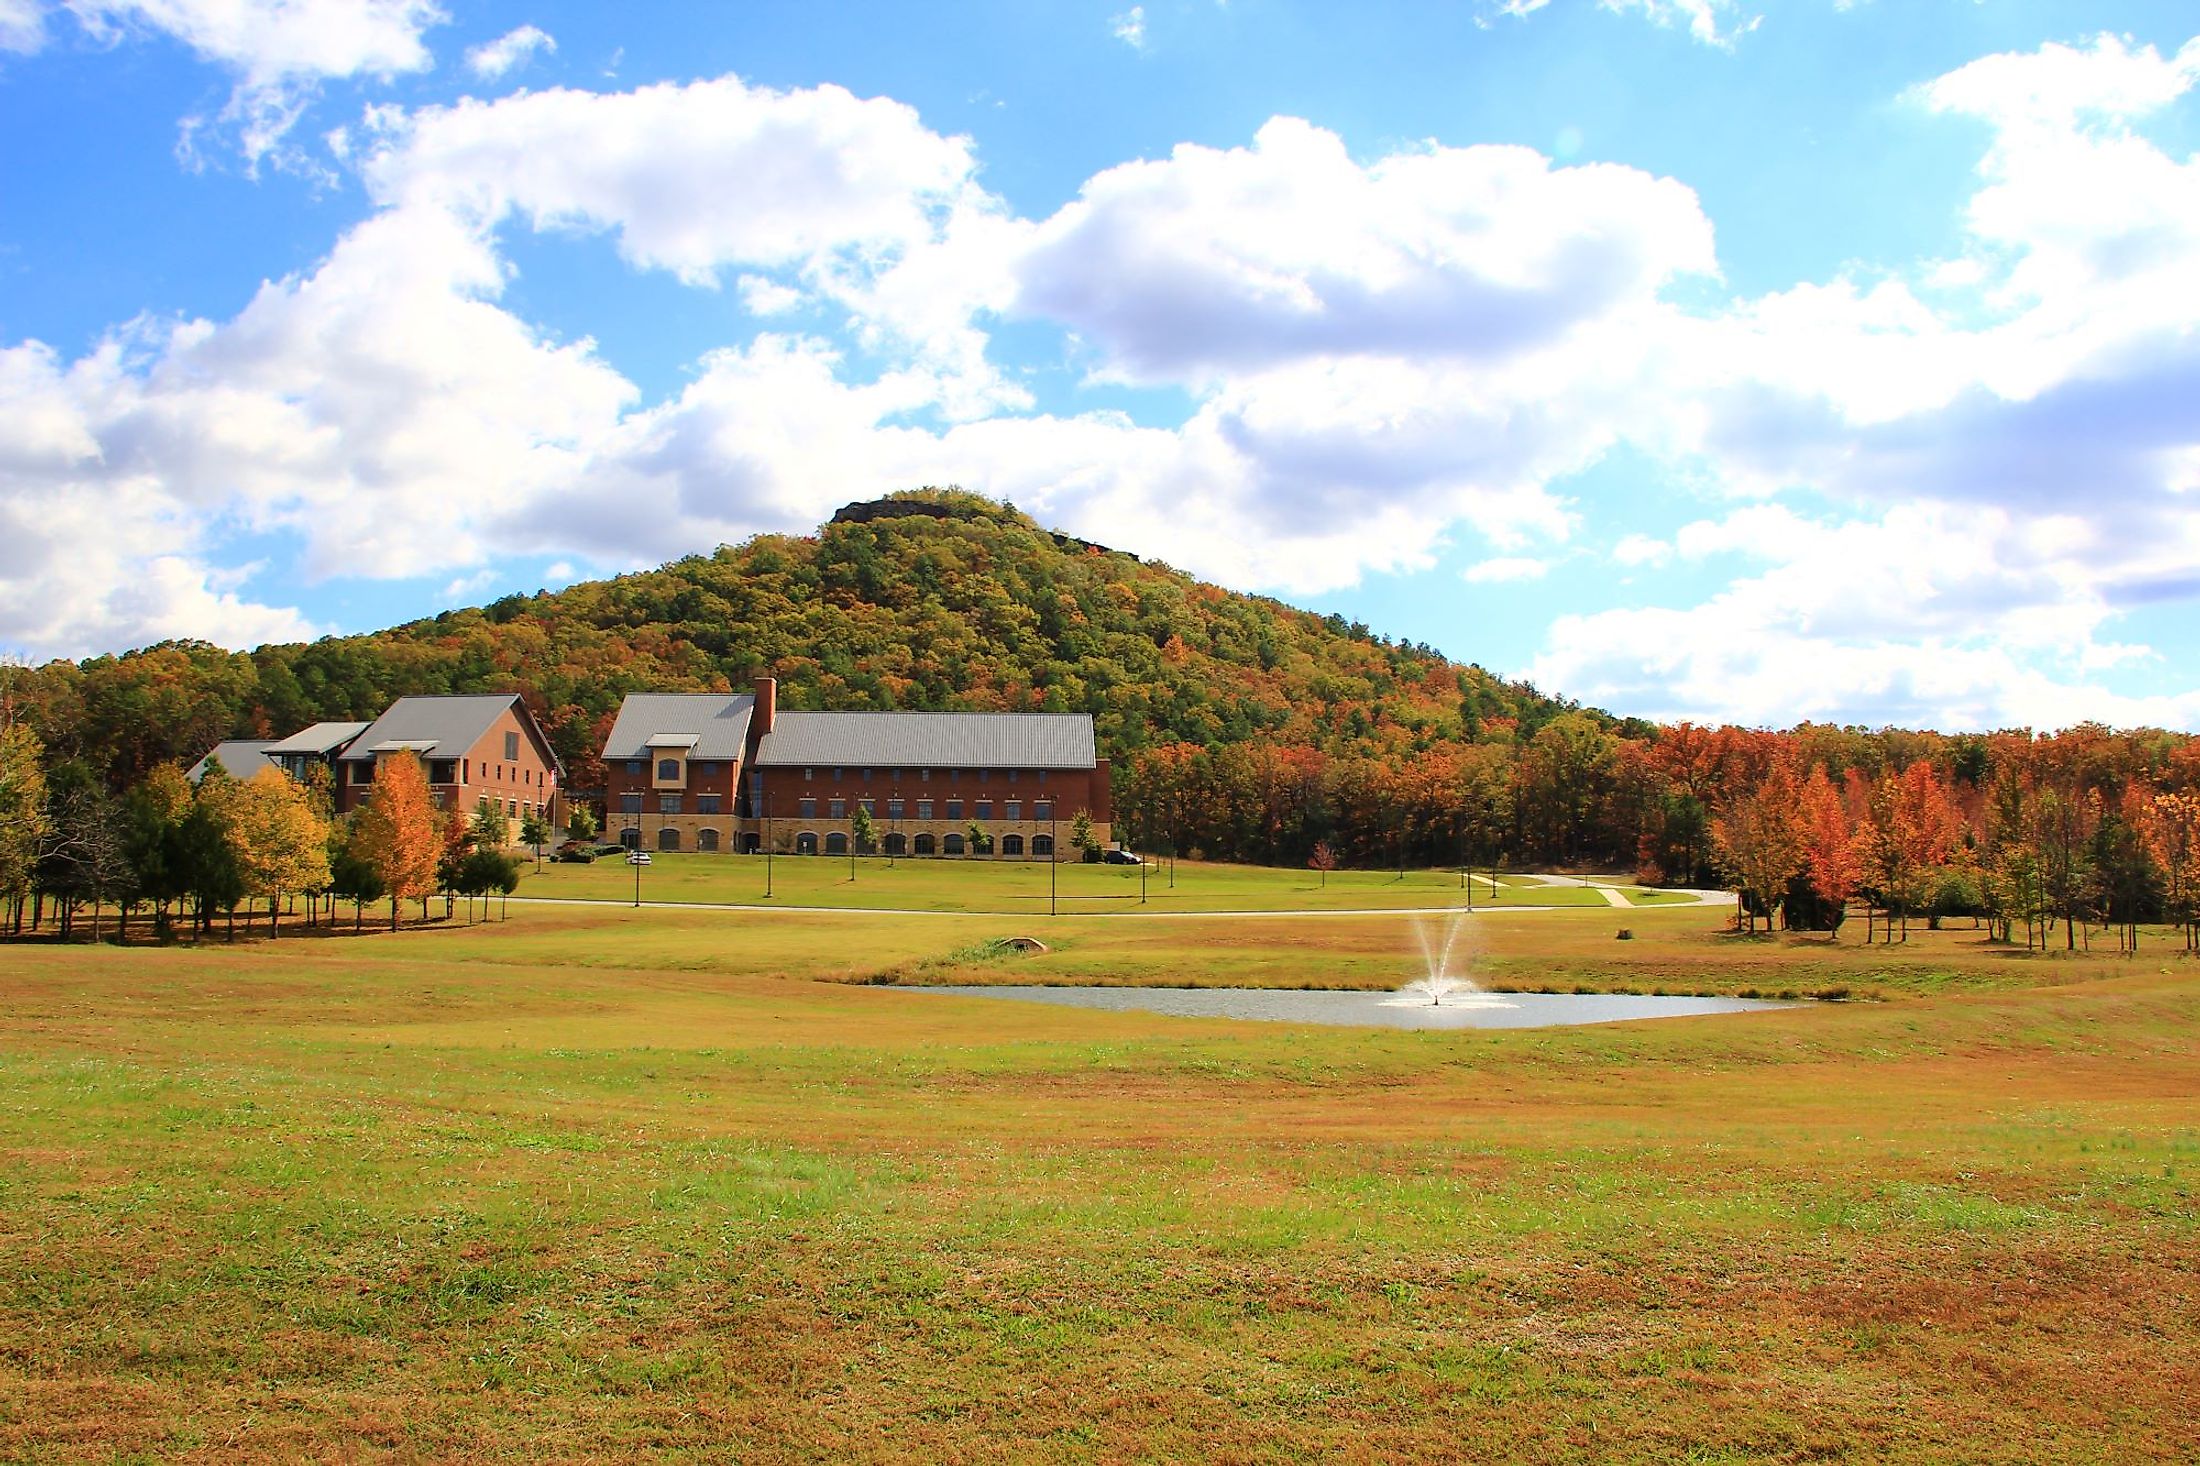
top-left (0, 721), bottom-right (51, 936)
top-left (566, 804), bottom-right (598, 844)
top-left (1069, 807), bottom-right (1098, 859)
top-left (851, 804), bottom-right (876, 855)
top-left (520, 808), bottom-right (553, 866)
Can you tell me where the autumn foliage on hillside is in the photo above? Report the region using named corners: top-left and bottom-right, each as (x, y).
top-left (6, 490), bottom-right (1573, 796)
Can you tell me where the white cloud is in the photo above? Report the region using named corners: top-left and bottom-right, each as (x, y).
top-left (1611, 533), bottom-right (1670, 567)
top-left (465, 22), bottom-right (553, 80)
top-left (1014, 116), bottom-right (1715, 383)
top-left (50, 0), bottom-right (447, 163)
top-left (1110, 5), bottom-right (1145, 49)
top-left (1464, 556), bottom-right (1551, 583)
top-left (1599, 0), bottom-right (1758, 49)
top-left (0, 0), bottom-right (45, 51)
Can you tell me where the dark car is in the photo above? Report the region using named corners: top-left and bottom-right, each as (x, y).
top-left (554, 846), bottom-right (596, 863)
top-left (1101, 849), bottom-right (1143, 865)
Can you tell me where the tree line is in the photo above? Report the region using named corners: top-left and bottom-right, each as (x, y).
top-left (1113, 719), bottom-right (2200, 948)
top-left (0, 722), bottom-right (557, 942)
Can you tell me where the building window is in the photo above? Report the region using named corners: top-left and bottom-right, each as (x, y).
top-left (698, 828), bottom-right (720, 852)
top-left (916, 800), bottom-right (932, 820)
top-left (430, 761), bottom-right (456, 784)
top-left (804, 767), bottom-right (814, 780)
top-left (1002, 834), bottom-right (1025, 857)
top-left (620, 828), bottom-right (640, 850)
top-left (620, 793), bottom-right (643, 814)
top-left (829, 799), bottom-right (846, 819)
top-left (1008, 769), bottom-right (1019, 783)
top-left (796, 832), bottom-right (819, 855)
top-left (976, 801), bottom-right (993, 820)
top-left (507, 800), bottom-right (517, 817)
top-left (943, 833), bottom-right (964, 856)
top-left (861, 767), bottom-right (871, 780)
top-left (657, 758), bottom-right (680, 781)
top-left (658, 827), bottom-right (682, 853)
top-left (914, 833), bottom-right (936, 856)
top-left (833, 767), bottom-right (844, 780)
top-left (1005, 801), bottom-right (1021, 822)
top-left (978, 769), bottom-right (989, 784)
top-left (659, 795), bottom-right (682, 815)
top-left (883, 832), bottom-right (906, 856)
top-left (1033, 834), bottom-right (1055, 857)
top-left (628, 760), bottom-right (644, 776)
top-left (1034, 801), bottom-right (1052, 821)
top-left (888, 799), bottom-right (904, 819)
top-left (825, 831), bottom-right (849, 855)
top-left (697, 795), bottom-right (722, 815)
top-left (699, 761), bottom-right (718, 776)
top-left (860, 798), bottom-right (876, 815)
top-left (504, 732), bottom-right (519, 760)
top-left (946, 799), bottom-right (962, 820)
top-left (799, 797), bottom-right (817, 819)
top-left (353, 763), bottom-right (372, 784)
top-left (921, 769), bottom-right (930, 782)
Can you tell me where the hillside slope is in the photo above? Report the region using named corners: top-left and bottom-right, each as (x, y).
top-left (14, 490), bottom-right (1592, 788)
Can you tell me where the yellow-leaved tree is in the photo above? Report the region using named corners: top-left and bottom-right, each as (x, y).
top-left (215, 768), bottom-right (332, 938)
top-left (350, 752), bottom-right (441, 931)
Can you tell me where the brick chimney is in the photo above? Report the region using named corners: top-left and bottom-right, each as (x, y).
top-left (753, 676), bottom-right (776, 736)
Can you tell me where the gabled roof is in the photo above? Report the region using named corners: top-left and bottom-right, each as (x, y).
top-left (753, 712), bottom-right (1096, 769)
top-left (263, 721), bottom-right (371, 756)
top-left (188, 740), bottom-right (278, 783)
top-left (337, 694), bottom-right (563, 777)
top-left (600, 693), bottom-right (755, 762)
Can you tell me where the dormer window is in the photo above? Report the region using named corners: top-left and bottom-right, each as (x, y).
top-left (657, 758), bottom-right (681, 782)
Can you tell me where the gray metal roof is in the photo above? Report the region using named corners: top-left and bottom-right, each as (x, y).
top-left (754, 712), bottom-right (1096, 769)
top-left (338, 695), bottom-right (549, 767)
top-left (188, 740), bottom-right (278, 782)
top-left (601, 693), bottom-right (755, 761)
top-left (263, 721), bottom-right (371, 756)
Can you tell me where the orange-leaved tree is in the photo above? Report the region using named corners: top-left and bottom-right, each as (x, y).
top-left (1797, 765), bottom-right (1860, 938)
top-left (350, 752), bottom-right (442, 931)
top-left (2139, 791), bottom-right (2200, 953)
top-left (1712, 761), bottom-right (1805, 935)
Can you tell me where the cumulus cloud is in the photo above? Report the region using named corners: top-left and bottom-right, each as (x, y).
top-left (1015, 116), bottom-right (1715, 382)
top-left (465, 22), bottom-right (553, 79)
top-left (1109, 6), bottom-right (1144, 49)
top-left (57, 0), bottom-right (446, 163)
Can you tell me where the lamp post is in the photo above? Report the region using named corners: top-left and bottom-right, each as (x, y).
top-left (763, 794), bottom-right (773, 899)
top-left (630, 811), bottom-right (642, 908)
top-left (1049, 808), bottom-right (1058, 918)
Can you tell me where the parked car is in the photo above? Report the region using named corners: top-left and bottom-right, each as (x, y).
top-left (554, 847), bottom-right (596, 864)
top-left (626, 851), bottom-right (653, 866)
top-left (592, 843), bottom-right (629, 858)
top-left (1102, 848), bottom-right (1143, 865)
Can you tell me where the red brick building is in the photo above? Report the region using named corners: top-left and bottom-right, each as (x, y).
top-left (599, 679), bottom-right (1112, 860)
top-left (335, 694), bottom-right (562, 840)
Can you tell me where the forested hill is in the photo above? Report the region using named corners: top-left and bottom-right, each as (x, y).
top-left (11, 489), bottom-right (1596, 790)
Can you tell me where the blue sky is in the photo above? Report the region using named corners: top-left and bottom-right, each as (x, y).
top-left (4, 0), bottom-right (2199, 731)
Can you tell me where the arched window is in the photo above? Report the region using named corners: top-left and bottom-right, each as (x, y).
top-left (619, 828), bottom-right (640, 849)
top-left (943, 833), bottom-right (965, 856)
top-left (796, 832), bottom-right (819, 855)
top-left (1001, 834), bottom-right (1025, 857)
top-left (740, 832), bottom-right (760, 853)
top-left (697, 828), bottom-right (720, 853)
top-left (657, 758), bottom-right (680, 781)
top-left (657, 827), bottom-right (681, 852)
top-left (1032, 834), bottom-right (1054, 857)
top-left (914, 833), bottom-right (936, 856)
top-left (825, 831), bottom-right (849, 855)
top-left (883, 832), bottom-right (906, 856)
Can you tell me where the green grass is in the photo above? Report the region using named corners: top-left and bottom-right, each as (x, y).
top-left (512, 850), bottom-right (1619, 913)
top-left (1, 902), bottom-right (2195, 1461)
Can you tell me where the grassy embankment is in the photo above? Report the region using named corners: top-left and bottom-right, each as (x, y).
top-left (1, 901), bottom-right (2195, 1461)
top-left (507, 850), bottom-right (1627, 913)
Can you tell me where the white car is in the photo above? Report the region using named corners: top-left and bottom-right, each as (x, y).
top-left (626, 851), bottom-right (653, 866)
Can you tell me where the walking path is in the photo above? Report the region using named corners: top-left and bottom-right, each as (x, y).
top-left (510, 879), bottom-right (1733, 921)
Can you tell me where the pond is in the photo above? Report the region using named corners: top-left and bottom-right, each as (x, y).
top-left (912, 985), bottom-right (1797, 1031)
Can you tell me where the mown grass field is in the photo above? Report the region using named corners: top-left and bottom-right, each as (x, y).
top-left (510, 850), bottom-right (1629, 912)
top-left (1, 899), bottom-right (2195, 1462)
